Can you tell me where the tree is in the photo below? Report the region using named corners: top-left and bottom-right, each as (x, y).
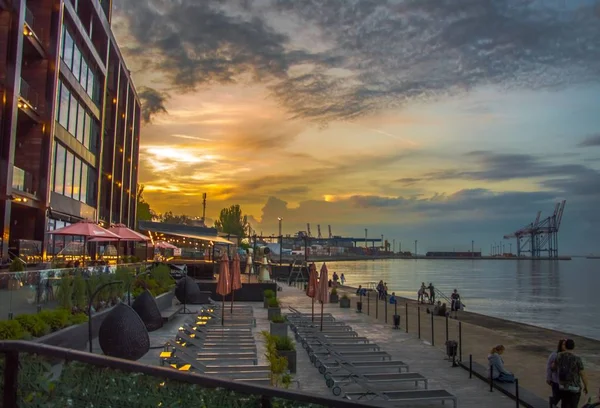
top-left (160, 211), bottom-right (193, 225)
top-left (136, 185), bottom-right (155, 223)
top-left (214, 205), bottom-right (248, 237)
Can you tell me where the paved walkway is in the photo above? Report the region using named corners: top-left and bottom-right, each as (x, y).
top-left (273, 284), bottom-right (515, 407)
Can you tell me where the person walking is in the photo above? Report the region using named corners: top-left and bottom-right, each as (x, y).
top-left (340, 273), bottom-right (346, 286)
top-left (450, 289), bottom-right (461, 318)
top-left (555, 339), bottom-right (589, 408)
top-left (427, 282), bottom-right (435, 304)
top-left (547, 339), bottom-right (566, 407)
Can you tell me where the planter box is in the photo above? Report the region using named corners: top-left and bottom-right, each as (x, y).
top-left (267, 307), bottom-right (281, 320)
top-left (263, 297), bottom-right (271, 309)
top-left (330, 293), bottom-right (339, 304)
top-left (155, 290), bottom-right (175, 311)
top-left (339, 297), bottom-right (351, 308)
top-left (270, 322), bottom-right (287, 338)
top-left (278, 349), bottom-right (297, 373)
top-left (356, 301), bottom-right (363, 312)
top-left (35, 306), bottom-right (114, 351)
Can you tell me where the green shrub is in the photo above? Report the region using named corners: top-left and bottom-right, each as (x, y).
top-left (15, 314), bottom-right (50, 338)
top-left (9, 257), bottom-right (25, 272)
top-left (38, 309), bottom-right (70, 332)
top-left (151, 264), bottom-right (175, 295)
top-left (273, 335), bottom-right (295, 351)
top-left (341, 294), bottom-right (349, 300)
top-left (263, 289), bottom-right (275, 299)
top-left (331, 287), bottom-right (337, 295)
top-left (69, 313), bottom-right (88, 325)
top-left (267, 297), bottom-right (280, 308)
top-left (270, 315), bottom-right (286, 323)
top-left (0, 320), bottom-right (24, 340)
top-left (56, 276), bottom-right (73, 311)
top-left (72, 273), bottom-right (87, 311)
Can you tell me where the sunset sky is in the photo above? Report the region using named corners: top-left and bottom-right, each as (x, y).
top-left (112, 0), bottom-right (600, 254)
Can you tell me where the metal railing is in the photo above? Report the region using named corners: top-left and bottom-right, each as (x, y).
top-left (11, 166), bottom-right (37, 196)
top-left (19, 79), bottom-right (39, 111)
top-left (0, 341), bottom-right (376, 408)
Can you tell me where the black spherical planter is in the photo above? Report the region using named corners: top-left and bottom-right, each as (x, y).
top-left (132, 289), bottom-right (163, 332)
top-left (175, 276), bottom-right (202, 304)
top-left (99, 303), bottom-right (150, 361)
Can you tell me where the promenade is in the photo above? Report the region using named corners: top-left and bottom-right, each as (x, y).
top-left (334, 284), bottom-right (600, 402)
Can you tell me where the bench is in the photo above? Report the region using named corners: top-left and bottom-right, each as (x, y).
top-left (459, 360), bottom-right (549, 408)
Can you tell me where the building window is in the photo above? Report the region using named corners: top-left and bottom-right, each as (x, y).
top-left (80, 163), bottom-right (88, 204)
top-left (64, 151), bottom-right (74, 197)
top-left (68, 93), bottom-right (78, 135)
top-left (72, 47), bottom-right (81, 82)
top-left (62, 29), bottom-right (74, 70)
top-left (58, 83), bottom-right (70, 128)
top-left (86, 69), bottom-right (94, 99)
top-left (72, 159), bottom-right (81, 201)
top-left (76, 105), bottom-right (85, 144)
top-left (83, 112), bottom-right (91, 148)
top-left (80, 59), bottom-right (88, 90)
top-left (53, 144), bottom-right (66, 195)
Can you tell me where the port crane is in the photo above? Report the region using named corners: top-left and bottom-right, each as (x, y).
top-left (328, 225), bottom-right (332, 239)
top-left (317, 225), bottom-right (322, 239)
top-left (503, 200), bottom-right (566, 258)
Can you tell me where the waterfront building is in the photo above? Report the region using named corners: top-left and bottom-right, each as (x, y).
top-left (0, 0), bottom-right (140, 262)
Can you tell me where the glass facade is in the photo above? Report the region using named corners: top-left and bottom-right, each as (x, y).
top-left (60, 24), bottom-right (97, 103)
top-left (52, 141), bottom-right (94, 206)
top-left (56, 79), bottom-right (98, 153)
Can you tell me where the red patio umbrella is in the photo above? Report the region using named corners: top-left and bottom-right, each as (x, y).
top-left (306, 263), bottom-right (318, 321)
top-left (154, 241), bottom-right (178, 249)
top-left (108, 224), bottom-right (150, 241)
top-left (216, 253), bottom-right (231, 325)
top-left (51, 220), bottom-right (121, 265)
top-left (230, 253), bottom-right (242, 313)
top-left (316, 263), bottom-right (329, 331)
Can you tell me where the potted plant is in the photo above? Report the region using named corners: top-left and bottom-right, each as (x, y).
top-left (329, 287), bottom-right (339, 303)
top-left (270, 315), bottom-right (287, 338)
top-left (340, 294), bottom-right (351, 308)
top-left (267, 297), bottom-right (281, 320)
top-left (8, 257), bottom-right (25, 292)
top-left (261, 332), bottom-right (293, 387)
top-left (274, 335), bottom-right (296, 374)
top-left (263, 289), bottom-right (275, 309)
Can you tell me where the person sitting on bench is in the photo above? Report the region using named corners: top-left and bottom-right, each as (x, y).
top-left (488, 345), bottom-right (515, 383)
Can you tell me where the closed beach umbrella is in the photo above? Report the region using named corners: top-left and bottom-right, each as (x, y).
top-left (230, 253), bottom-right (242, 313)
top-left (216, 253), bottom-right (231, 325)
top-left (306, 263), bottom-right (318, 321)
top-left (316, 263), bottom-right (329, 331)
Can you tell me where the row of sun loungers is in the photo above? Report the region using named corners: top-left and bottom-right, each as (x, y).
top-left (159, 301), bottom-right (271, 385)
top-left (287, 308), bottom-right (458, 407)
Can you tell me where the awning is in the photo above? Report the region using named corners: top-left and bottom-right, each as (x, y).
top-left (164, 231), bottom-right (235, 245)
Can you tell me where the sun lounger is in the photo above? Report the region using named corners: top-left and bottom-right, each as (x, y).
top-left (344, 389), bottom-right (457, 408)
top-left (301, 337), bottom-right (370, 350)
top-left (320, 360), bottom-right (410, 377)
top-left (306, 343), bottom-right (381, 353)
top-left (176, 333), bottom-right (257, 351)
top-left (181, 323), bottom-right (255, 339)
top-left (311, 351), bottom-right (392, 367)
top-left (182, 322), bottom-right (253, 334)
top-left (198, 311), bottom-right (256, 326)
top-left (196, 353), bottom-right (258, 364)
top-left (163, 341), bottom-right (267, 371)
top-left (327, 372), bottom-right (428, 396)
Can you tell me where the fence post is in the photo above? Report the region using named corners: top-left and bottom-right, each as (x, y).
top-left (405, 303), bottom-right (408, 333)
top-left (515, 379), bottom-right (520, 407)
top-left (384, 296), bottom-right (388, 324)
top-left (430, 312), bottom-right (434, 346)
top-left (489, 365), bottom-right (494, 392)
top-left (469, 354), bottom-right (473, 379)
top-left (367, 291), bottom-right (370, 315)
top-left (3, 351), bottom-right (19, 408)
top-left (417, 306), bottom-right (421, 339)
top-left (445, 315), bottom-right (449, 343)
top-left (458, 321), bottom-right (462, 362)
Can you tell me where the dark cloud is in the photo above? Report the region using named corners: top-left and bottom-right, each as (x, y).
top-left (425, 150), bottom-right (590, 182)
top-left (139, 87), bottom-right (168, 123)
top-left (395, 177), bottom-right (421, 185)
top-left (115, 0), bottom-right (600, 124)
top-left (578, 133), bottom-right (600, 147)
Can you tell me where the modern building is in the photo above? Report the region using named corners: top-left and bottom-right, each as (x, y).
top-left (0, 0), bottom-right (141, 262)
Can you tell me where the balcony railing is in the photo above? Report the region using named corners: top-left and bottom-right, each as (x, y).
top-left (19, 79), bottom-right (39, 111)
top-left (11, 166), bottom-right (37, 196)
top-left (0, 341), bottom-right (375, 408)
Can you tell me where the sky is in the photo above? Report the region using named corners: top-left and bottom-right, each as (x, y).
top-left (111, 0), bottom-right (600, 255)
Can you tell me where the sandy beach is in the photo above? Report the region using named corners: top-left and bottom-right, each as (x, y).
top-left (335, 285), bottom-right (600, 404)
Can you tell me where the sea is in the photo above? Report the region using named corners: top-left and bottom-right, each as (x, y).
top-left (326, 258), bottom-right (600, 341)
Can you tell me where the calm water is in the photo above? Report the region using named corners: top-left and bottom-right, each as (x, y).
top-left (326, 258), bottom-right (600, 340)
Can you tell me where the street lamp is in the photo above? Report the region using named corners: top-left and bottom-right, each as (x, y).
top-left (278, 217), bottom-right (283, 236)
top-left (414, 240), bottom-right (418, 257)
top-left (277, 217), bottom-right (283, 265)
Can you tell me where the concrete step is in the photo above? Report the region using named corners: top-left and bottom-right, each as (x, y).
top-left (162, 305), bottom-right (183, 322)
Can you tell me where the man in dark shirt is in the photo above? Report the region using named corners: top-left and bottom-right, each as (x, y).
top-left (555, 339), bottom-right (589, 408)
